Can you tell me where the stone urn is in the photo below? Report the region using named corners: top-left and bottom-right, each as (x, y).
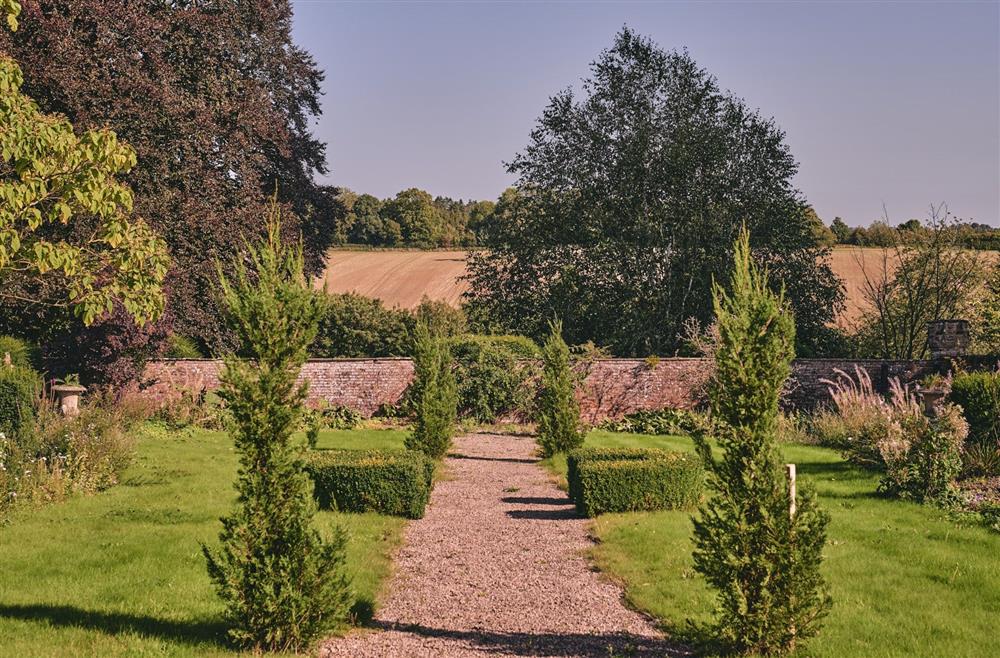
top-left (52, 384), bottom-right (87, 417)
top-left (917, 388), bottom-right (948, 417)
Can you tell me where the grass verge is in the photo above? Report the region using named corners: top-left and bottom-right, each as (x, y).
top-left (545, 429), bottom-right (1000, 658)
top-left (0, 426), bottom-right (409, 658)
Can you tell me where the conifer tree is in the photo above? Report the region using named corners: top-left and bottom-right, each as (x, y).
top-left (691, 229), bottom-right (831, 655)
top-left (203, 205), bottom-right (351, 652)
top-left (537, 320), bottom-right (585, 457)
top-left (405, 321), bottom-right (457, 458)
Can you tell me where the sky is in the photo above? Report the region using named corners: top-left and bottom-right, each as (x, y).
top-left (291, 1), bottom-right (1000, 227)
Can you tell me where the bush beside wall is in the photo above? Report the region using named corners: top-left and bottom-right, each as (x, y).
top-left (304, 449), bottom-right (433, 519)
top-left (950, 371), bottom-right (1000, 444)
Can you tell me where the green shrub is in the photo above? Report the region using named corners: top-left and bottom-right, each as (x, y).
top-left (0, 335), bottom-right (39, 369)
top-left (322, 405), bottom-right (362, 430)
top-left (879, 403), bottom-right (968, 501)
top-left (405, 322), bottom-right (457, 458)
top-left (962, 440), bottom-right (1000, 477)
top-left (0, 364), bottom-right (41, 444)
top-left (599, 408), bottom-right (707, 436)
top-left (203, 215), bottom-right (351, 652)
top-left (566, 446), bottom-right (666, 504)
top-left (572, 451), bottom-right (703, 517)
top-left (304, 449), bottom-right (433, 519)
top-left (950, 371), bottom-right (1000, 444)
top-left (164, 334), bottom-right (205, 359)
top-left (448, 334), bottom-right (538, 422)
top-left (311, 292), bottom-right (414, 357)
top-left (692, 229), bottom-right (830, 655)
top-left (537, 320), bottom-right (584, 457)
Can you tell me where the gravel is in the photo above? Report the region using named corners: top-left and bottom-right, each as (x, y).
top-left (321, 433), bottom-right (686, 658)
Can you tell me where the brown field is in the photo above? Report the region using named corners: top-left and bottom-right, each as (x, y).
top-left (317, 247), bottom-right (994, 327)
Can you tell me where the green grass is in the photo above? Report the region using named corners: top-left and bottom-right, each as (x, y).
top-left (547, 430), bottom-right (1000, 658)
top-left (0, 425), bottom-right (410, 658)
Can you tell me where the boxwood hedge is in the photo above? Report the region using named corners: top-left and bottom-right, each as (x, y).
top-left (303, 449), bottom-right (434, 519)
top-left (567, 447), bottom-right (703, 517)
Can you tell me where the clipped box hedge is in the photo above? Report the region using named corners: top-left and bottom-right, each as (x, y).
top-left (304, 449), bottom-right (434, 519)
top-left (567, 447), bottom-right (703, 517)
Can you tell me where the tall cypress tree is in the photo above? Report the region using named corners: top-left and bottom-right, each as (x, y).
top-left (405, 321), bottom-right (457, 459)
top-left (203, 206), bottom-right (351, 651)
top-left (691, 229), bottom-right (831, 655)
top-left (537, 319), bottom-right (585, 457)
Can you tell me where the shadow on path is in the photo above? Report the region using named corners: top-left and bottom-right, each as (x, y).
top-left (501, 496), bottom-right (572, 506)
top-left (449, 453), bottom-right (539, 465)
top-left (506, 508), bottom-right (581, 521)
top-left (375, 621), bottom-right (686, 657)
top-left (0, 603), bottom-right (227, 648)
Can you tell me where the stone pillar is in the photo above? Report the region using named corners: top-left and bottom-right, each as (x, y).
top-left (926, 320), bottom-right (970, 359)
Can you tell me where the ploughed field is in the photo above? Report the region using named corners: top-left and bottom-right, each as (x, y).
top-left (318, 247), bottom-right (997, 327)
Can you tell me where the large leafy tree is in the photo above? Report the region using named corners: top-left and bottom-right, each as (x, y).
top-left (0, 0), bottom-right (335, 352)
top-left (465, 28), bottom-right (844, 356)
top-left (0, 0), bottom-right (168, 328)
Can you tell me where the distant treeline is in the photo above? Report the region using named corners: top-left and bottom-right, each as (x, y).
top-left (328, 188), bottom-right (495, 248)
top-left (824, 217), bottom-right (1000, 250)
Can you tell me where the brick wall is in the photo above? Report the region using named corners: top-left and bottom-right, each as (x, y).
top-left (141, 356), bottom-right (974, 422)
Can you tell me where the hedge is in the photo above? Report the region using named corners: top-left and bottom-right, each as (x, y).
top-left (567, 447), bottom-right (666, 504)
top-left (950, 371), bottom-right (1000, 443)
top-left (567, 447), bottom-right (703, 517)
top-left (303, 449), bottom-right (434, 519)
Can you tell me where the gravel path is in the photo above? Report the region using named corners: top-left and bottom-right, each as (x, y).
top-left (321, 433), bottom-right (684, 658)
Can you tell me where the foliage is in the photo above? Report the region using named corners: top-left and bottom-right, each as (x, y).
top-left (0, 0), bottom-right (333, 351)
top-left (950, 370), bottom-right (1000, 444)
top-left (814, 368), bottom-right (923, 469)
top-left (404, 322), bottom-right (457, 459)
top-left (165, 334), bottom-right (205, 359)
top-left (0, 334), bottom-right (38, 368)
top-left (566, 447), bottom-right (666, 504)
top-left (600, 408), bottom-right (708, 436)
top-left (878, 403), bottom-right (967, 502)
top-left (334, 187), bottom-right (494, 247)
top-left (40, 303), bottom-right (171, 390)
top-left (691, 228), bottom-right (831, 655)
top-left (154, 388), bottom-right (227, 431)
top-left (573, 453), bottom-right (703, 517)
top-left (0, 362), bottom-right (39, 443)
top-left (202, 212), bottom-right (351, 652)
top-left (852, 210), bottom-right (987, 359)
top-left (304, 449), bottom-right (433, 519)
top-left (311, 292), bottom-right (415, 358)
top-left (537, 320), bottom-right (584, 457)
top-left (448, 333), bottom-right (538, 422)
top-left (961, 441), bottom-right (1000, 477)
top-left (970, 265), bottom-right (1000, 354)
top-left (415, 296), bottom-right (467, 337)
top-left (465, 28), bottom-right (844, 357)
top-left (0, 4), bottom-right (168, 327)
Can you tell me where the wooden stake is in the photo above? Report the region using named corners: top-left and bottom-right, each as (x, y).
top-left (786, 463), bottom-right (797, 519)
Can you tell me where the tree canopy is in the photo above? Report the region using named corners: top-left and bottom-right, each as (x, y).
top-left (465, 28), bottom-right (844, 357)
top-left (0, 0), bottom-right (333, 351)
top-left (0, 0), bottom-right (168, 327)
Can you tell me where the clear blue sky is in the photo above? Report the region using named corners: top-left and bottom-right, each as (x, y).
top-left (291, 1), bottom-right (1000, 227)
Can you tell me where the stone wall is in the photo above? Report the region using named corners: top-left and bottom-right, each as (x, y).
top-left (141, 356), bottom-right (980, 422)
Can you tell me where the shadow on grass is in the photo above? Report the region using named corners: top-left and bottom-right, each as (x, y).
top-left (373, 620), bottom-right (688, 657)
top-left (501, 496), bottom-right (572, 506)
top-left (448, 453), bottom-right (538, 465)
top-left (0, 603), bottom-right (228, 648)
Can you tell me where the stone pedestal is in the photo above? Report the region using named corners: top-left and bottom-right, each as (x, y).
top-left (52, 384), bottom-right (86, 417)
top-left (926, 320), bottom-right (970, 359)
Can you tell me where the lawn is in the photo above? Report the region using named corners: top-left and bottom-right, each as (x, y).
top-left (546, 430), bottom-right (1000, 657)
top-left (0, 425), bottom-right (410, 658)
